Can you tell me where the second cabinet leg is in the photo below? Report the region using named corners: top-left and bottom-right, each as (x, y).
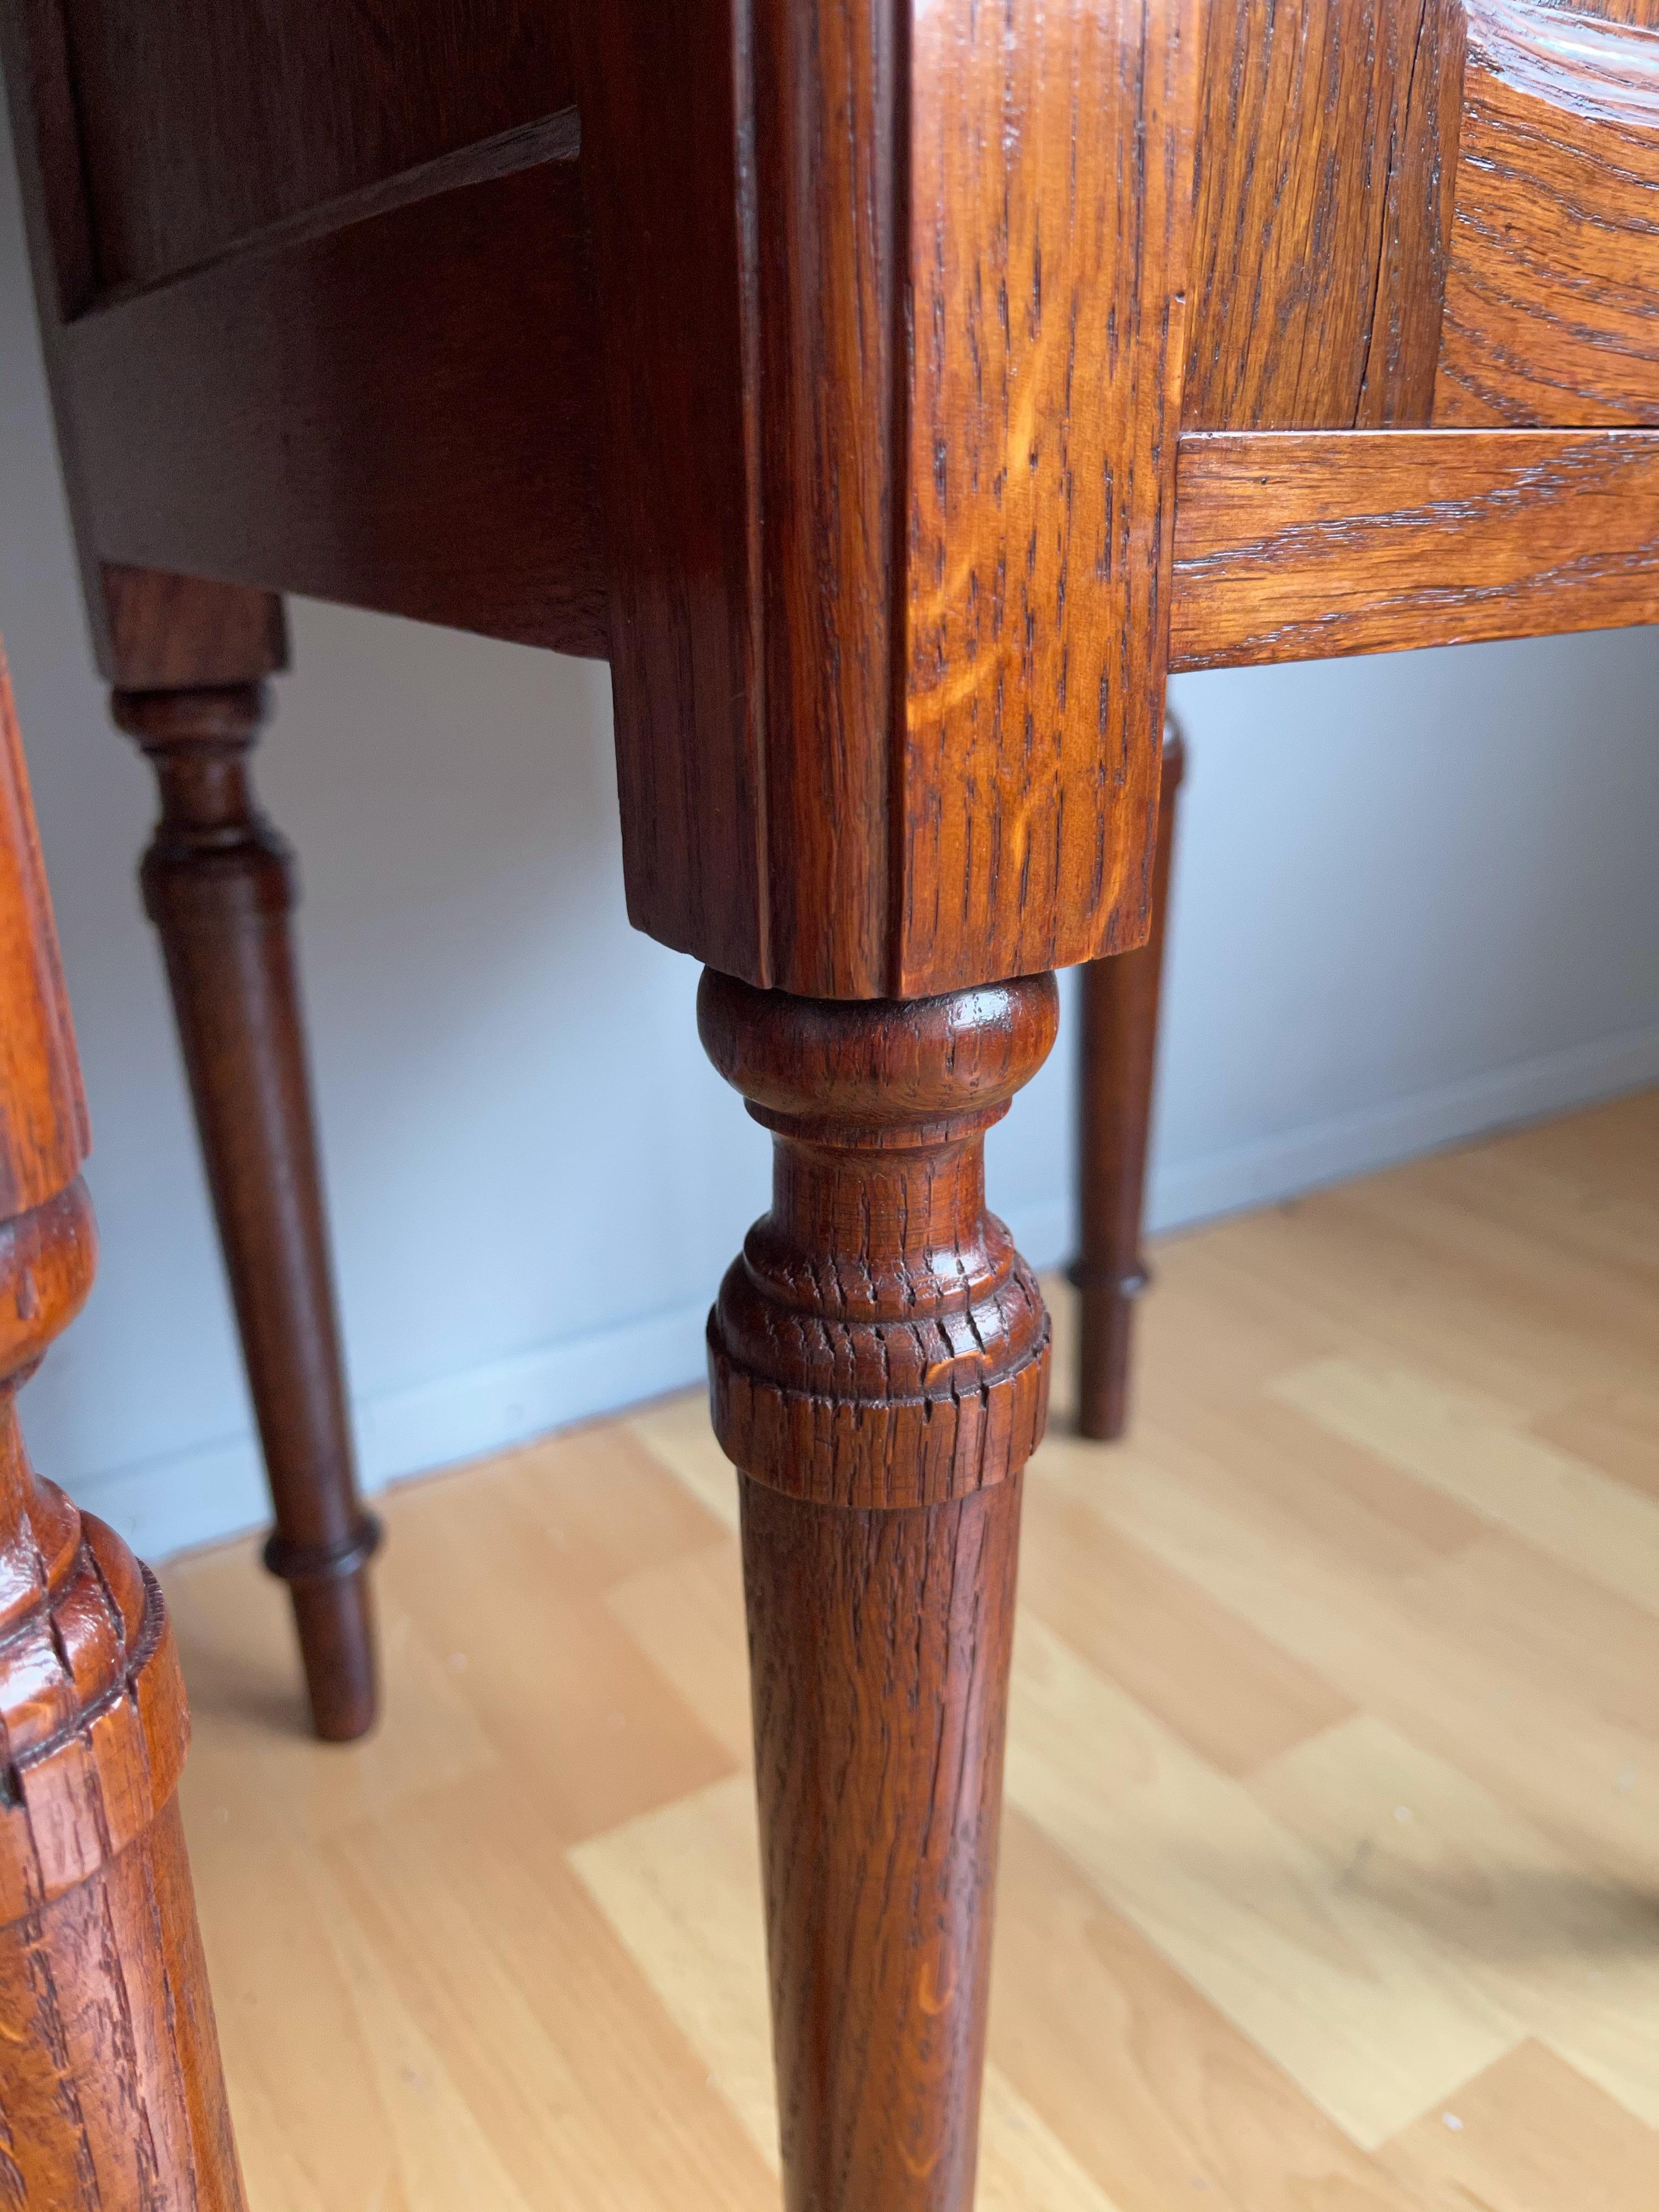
top-left (0, 647), bottom-right (246, 2205)
top-left (1072, 722), bottom-right (1186, 1441)
top-left (700, 969), bottom-right (1057, 2211)
top-left (112, 682), bottom-right (381, 1742)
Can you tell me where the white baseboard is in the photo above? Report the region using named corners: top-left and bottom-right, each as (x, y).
top-left (80, 1022), bottom-right (1659, 1566)
top-left (82, 1300), bottom-right (715, 1565)
top-left (1145, 1018), bottom-right (1659, 1235)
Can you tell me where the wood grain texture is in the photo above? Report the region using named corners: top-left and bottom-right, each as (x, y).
top-left (1014, 1489), bottom-right (1355, 1778)
top-left (1071, 724), bottom-right (1183, 1441)
top-left (582, 0), bottom-right (1199, 998)
top-left (1361, 0), bottom-right (1471, 426)
top-left (151, 1091), bottom-right (1659, 2210)
top-left (699, 972), bottom-right (1058, 1511)
top-left (1169, 428), bottom-right (1659, 668)
top-left (569, 0), bottom-right (771, 986)
top-left (59, 0), bottom-right (576, 291)
top-left (741, 1474), bottom-right (1022, 2212)
top-left (699, 971), bottom-right (1057, 2209)
top-left (569, 1776), bottom-right (1115, 2211)
top-left (1184, 0), bottom-right (1466, 429)
top-left (57, 154), bottom-right (606, 659)
top-left (745, 0), bottom-right (901, 994)
top-left (0, 635), bottom-right (245, 2209)
top-left (1382, 2039), bottom-right (1659, 2208)
top-left (0, 1798), bottom-right (245, 2210)
top-left (1435, 0), bottom-right (1659, 426)
top-left (112, 684), bottom-right (381, 1744)
top-left (0, 648), bottom-right (87, 1215)
top-left (898, 0), bottom-right (1199, 991)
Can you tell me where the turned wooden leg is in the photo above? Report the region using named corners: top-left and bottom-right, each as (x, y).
top-left (1071, 722), bottom-right (1186, 1442)
top-left (110, 683), bottom-right (381, 1742)
top-left (0, 650), bottom-right (246, 2207)
top-left (700, 970), bottom-right (1058, 2212)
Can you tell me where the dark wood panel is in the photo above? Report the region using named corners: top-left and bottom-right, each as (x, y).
top-left (1434, 0), bottom-right (1659, 426)
top-left (1184, 0), bottom-right (1465, 430)
top-left (0, 0), bottom-right (184, 680)
top-left (580, 0), bottom-right (1199, 1000)
top-left (2, 0), bottom-right (92, 318)
top-left (571, 0), bottom-right (769, 986)
top-left (57, 157), bottom-right (607, 660)
top-left (60, 0), bottom-right (576, 291)
top-left (1170, 429), bottom-right (1659, 667)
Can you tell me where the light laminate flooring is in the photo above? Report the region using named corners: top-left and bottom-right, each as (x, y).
top-left (162, 1090), bottom-right (1659, 2209)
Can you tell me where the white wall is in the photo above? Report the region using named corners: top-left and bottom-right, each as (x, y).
top-left (5, 119), bottom-right (1658, 1563)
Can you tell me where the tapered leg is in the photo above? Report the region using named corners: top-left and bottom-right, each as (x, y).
top-left (111, 683), bottom-right (381, 1742)
top-left (0, 647), bottom-right (246, 2207)
top-left (1071, 722), bottom-right (1186, 1441)
top-left (700, 969), bottom-right (1058, 2212)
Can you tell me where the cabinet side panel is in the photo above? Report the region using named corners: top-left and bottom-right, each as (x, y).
top-left (1185, 0), bottom-right (1464, 430)
top-left (60, 0), bottom-right (578, 290)
top-left (1434, 0), bottom-right (1659, 426)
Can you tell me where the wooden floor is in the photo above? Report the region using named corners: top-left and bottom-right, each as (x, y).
top-left (163, 1090), bottom-right (1659, 2211)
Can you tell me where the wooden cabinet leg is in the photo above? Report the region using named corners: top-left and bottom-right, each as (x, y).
top-left (111, 683), bottom-right (381, 1743)
top-left (1071, 722), bottom-right (1186, 1441)
top-left (699, 969), bottom-right (1058, 2212)
top-left (0, 651), bottom-right (246, 2208)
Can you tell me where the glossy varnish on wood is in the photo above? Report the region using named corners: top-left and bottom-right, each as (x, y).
top-left (701, 975), bottom-right (1057, 1509)
top-left (1184, 0), bottom-right (1659, 437)
top-left (899, 0), bottom-right (1198, 990)
top-left (14, 0), bottom-right (1659, 736)
top-left (163, 1092), bottom-right (1659, 2211)
top-left (582, 0), bottom-right (1197, 997)
top-left (699, 970), bottom-right (1058, 2207)
top-left (1184, 0), bottom-right (1467, 429)
top-left (61, 140), bottom-right (606, 660)
top-left (11, 0), bottom-right (1659, 707)
top-left (0, 646), bottom-right (245, 2208)
top-left (1170, 429), bottom-right (1659, 667)
top-left (1435, 0), bottom-right (1659, 426)
top-left (112, 682), bottom-right (381, 1743)
top-left (740, 1477), bottom-right (1023, 2211)
top-left (6, 3), bottom-right (1659, 2206)
top-left (0, 682), bottom-right (84, 1217)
